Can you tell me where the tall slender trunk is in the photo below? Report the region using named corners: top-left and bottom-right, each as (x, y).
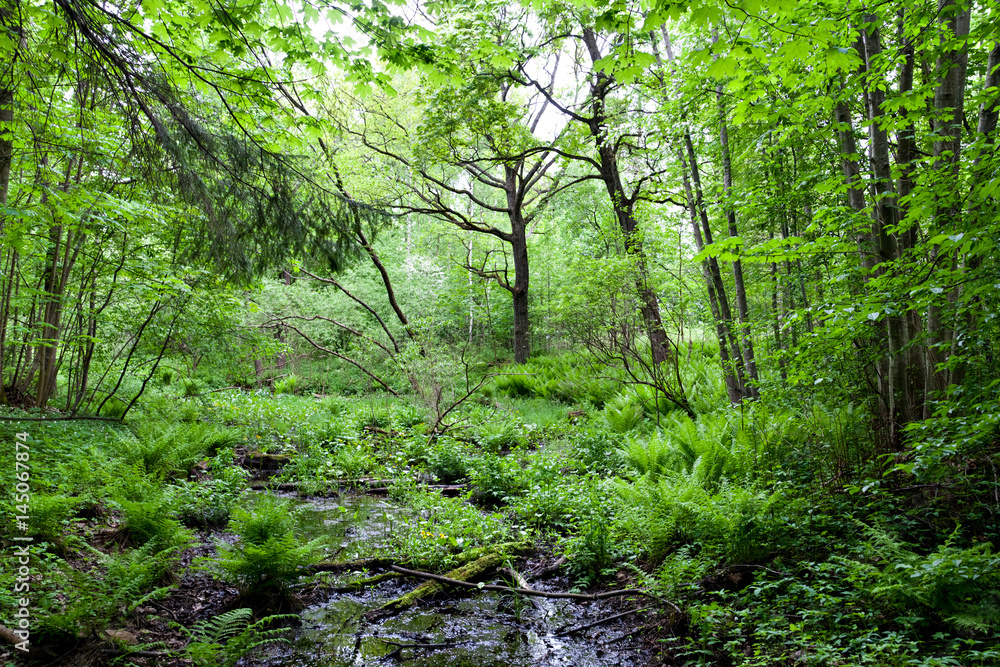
top-left (715, 86), bottom-right (759, 399)
top-left (857, 16), bottom-right (914, 437)
top-left (769, 233), bottom-right (787, 383)
top-left (895, 9), bottom-right (926, 417)
top-left (0, 0), bottom-right (19, 405)
top-left (896, 9), bottom-right (918, 252)
top-left (924, 0), bottom-right (971, 414)
top-left (952, 42), bottom-right (1000, 390)
top-left (679, 149), bottom-right (741, 403)
top-left (833, 100), bottom-right (872, 267)
top-left (973, 44), bottom-right (1000, 159)
top-left (683, 131), bottom-right (748, 400)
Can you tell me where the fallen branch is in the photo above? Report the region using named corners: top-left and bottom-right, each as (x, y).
top-left (330, 571), bottom-right (402, 592)
top-left (362, 425), bottom-right (399, 437)
top-left (0, 414), bottom-right (122, 422)
top-left (383, 639), bottom-right (468, 660)
top-left (246, 452), bottom-right (293, 463)
top-left (731, 564), bottom-right (792, 577)
top-left (556, 605), bottom-right (656, 636)
top-left (388, 565), bottom-right (658, 602)
top-left (250, 482), bottom-right (305, 491)
top-left (98, 649), bottom-right (169, 657)
top-left (366, 551), bottom-right (508, 621)
top-left (366, 484), bottom-right (467, 496)
top-left (249, 480), bottom-right (467, 495)
top-left (382, 640), bottom-right (460, 649)
top-left (301, 557), bottom-right (397, 574)
top-left (528, 556), bottom-right (566, 580)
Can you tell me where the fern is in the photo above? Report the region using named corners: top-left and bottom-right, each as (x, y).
top-left (612, 472), bottom-right (781, 563)
top-left (192, 608), bottom-right (254, 644)
top-left (619, 434), bottom-right (675, 479)
top-left (113, 421), bottom-right (242, 478)
top-left (80, 541), bottom-right (182, 622)
top-left (604, 393), bottom-right (645, 432)
top-left (181, 608), bottom-right (293, 667)
top-left (211, 497), bottom-right (324, 597)
top-left (840, 523), bottom-right (1000, 632)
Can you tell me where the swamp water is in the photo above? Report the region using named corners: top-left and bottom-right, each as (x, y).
top-left (259, 494), bottom-right (651, 666)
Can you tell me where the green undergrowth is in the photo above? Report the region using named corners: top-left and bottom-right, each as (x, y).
top-left (2, 373), bottom-right (998, 666)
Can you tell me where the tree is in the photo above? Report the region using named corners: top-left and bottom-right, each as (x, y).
top-left (337, 2), bottom-right (565, 363)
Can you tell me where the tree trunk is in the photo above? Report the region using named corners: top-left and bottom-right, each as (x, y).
top-left (581, 26), bottom-right (672, 367)
top-left (833, 100), bottom-right (873, 269)
top-left (769, 233), bottom-right (787, 383)
top-left (716, 86), bottom-right (759, 399)
top-left (683, 132), bottom-right (748, 400)
top-left (857, 16), bottom-right (914, 439)
top-left (511, 224), bottom-right (530, 364)
top-left (506, 165), bottom-right (531, 364)
top-left (924, 0), bottom-right (971, 414)
top-left (894, 9), bottom-right (926, 419)
top-left (275, 268), bottom-right (292, 372)
top-left (0, 0), bottom-right (19, 405)
top-left (973, 43), bottom-right (1000, 156)
top-left (679, 148), bottom-right (742, 403)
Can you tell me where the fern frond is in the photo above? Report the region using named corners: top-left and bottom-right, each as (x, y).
top-left (193, 608), bottom-right (254, 644)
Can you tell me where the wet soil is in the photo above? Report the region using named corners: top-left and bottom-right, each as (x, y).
top-left (2, 493), bottom-right (661, 666)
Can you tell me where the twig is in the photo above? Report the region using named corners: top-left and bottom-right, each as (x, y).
top-left (528, 556), bottom-right (566, 580)
top-left (0, 414), bottom-right (122, 422)
top-left (733, 565), bottom-right (793, 577)
top-left (598, 628), bottom-right (644, 646)
top-left (388, 565), bottom-right (660, 602)
top-left (383, 639), bottom-right (467, 660)
top-left (556, 605), bottom-right (657, 636)
top-left (382, 640), bottom-right (460, 649)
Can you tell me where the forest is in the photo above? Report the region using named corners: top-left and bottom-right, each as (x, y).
top-left (0, 0), bottom-right (999, 664)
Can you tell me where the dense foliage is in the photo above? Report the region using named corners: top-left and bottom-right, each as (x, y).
top-left (1, 0), bottom-right (998, 664)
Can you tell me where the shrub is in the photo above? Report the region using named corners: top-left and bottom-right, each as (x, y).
top-left (333, 444), bottom-right (372, 482)
top-left (841, 524), bottom-right (1000, 633)
top-left (92, 541), bottom-right (182, 620)
top-left (101, 397), bottom-right (129, 419)
top-left (427, 437), bottom-right (469, 483)
top-left (30, 493), bottom-right (80, 543)
top-left (119, 492), bottom-right (192, 551)
top-left (175, 456), bottom-right (248, 527)
top-left (273, 375), bottom-right (298, 395)
top-left (620, 434), bottom-right (676, 479)
top-left (390, 488), bottom-right (517, 570)
top-left (562, 517), bottom-right (615, 589)
top-left (181, 377), bottom-right (203, 397)
top-left (612, 474), bottom-right (783, 564)
top-left (508, 456), bottom-right (593, 530)
top-left (113, 422), bottom-right (240, 478)
top-left (469, 454), bottom-right (523, 506)
top-left (570, 426), bottom-right (622, 473)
